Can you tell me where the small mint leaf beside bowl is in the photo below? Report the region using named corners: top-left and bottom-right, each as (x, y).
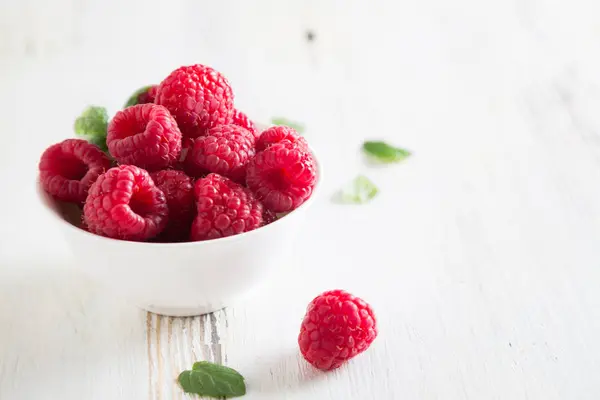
top-left (334, 175), bottom-right (379, 204)
top-left (362, 141), bottom-right (411, 164)
top-left (178, 361), bottom-right (246, 398)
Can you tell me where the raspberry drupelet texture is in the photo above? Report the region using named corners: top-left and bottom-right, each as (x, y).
top-left (232, 109), bottom-right (258, 138)
top-left (83, 165), bottom-right (169, 241)
top-left (107, 104), bottom-right (182, 171)
top-left (39, 139), bottom-right (112, 203)
top-left (184, 124), bottom-right (255, 183)
top-left (256, 125), bottom-right (308, 152)
top-left (150, 169), bottom-right (195, 242)
top-left (191, 173), bottom-right (265, 241)
top-left (156, 64), bottom-right (234, 139)
top-left (298, 290), bottom-right (378, 371)
top-left (246, 140), bottom-right (317, 212)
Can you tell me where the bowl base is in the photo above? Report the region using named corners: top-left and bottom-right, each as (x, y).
top-left (141, 304), bottom-right (226, 317)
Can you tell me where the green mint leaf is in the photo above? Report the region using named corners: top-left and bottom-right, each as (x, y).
top-left (124, 85), bottom-right (153, 108)
top-left (337, 175), bottom-right (379, 204)
top-left (178, 361), bottom-right (246, 398)
top-left (270, 117), bottom-right (305, 134)
top-left (74, 106), bottom-right (109, 152)
top-left (363, 141), bottom-right (411, 163)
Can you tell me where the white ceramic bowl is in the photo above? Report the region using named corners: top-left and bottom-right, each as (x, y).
top-left (37, 140), bottom-right (321, 317)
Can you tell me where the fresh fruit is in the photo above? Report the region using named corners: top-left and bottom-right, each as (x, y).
top-left (184, 124), bottom-right (255, 183)
top-left (191, 173), bottom-right (265, 241)
top-left (155, 64), bottom-right (234, 139)
top-left (298, 290), bottom-right (378, 371)
top-left (263, 209), bottom-right (277, 225)
top-left (246, 140), bottom-right (317, 212)
top-left (106, 104), bottom-right (182, 171)
top-left (83, 165), bottom-right (169, 241)
top-left (39, 138), bottom-right (112, 203)
top-left (44, 63), bottom-right (321, 243)
top-left (150, 170), bottom-right (195, 242)
top-left (256, 125), bottom-right (307, 152)
top-left (124, 85), bottom-right (158, 107)
top-left (232, 109), bottom-right (258, 138)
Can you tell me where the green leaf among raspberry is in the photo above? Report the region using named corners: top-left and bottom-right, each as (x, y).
top-left (270, 117), bottom-right (305, 134)
top-left (178, 361), bottom-right (246, 398)
top-left (124, 85), bottom-right (156, 108)
top-left (73, 106), bottom-right (109, 152)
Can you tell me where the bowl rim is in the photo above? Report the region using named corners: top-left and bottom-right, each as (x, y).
top-left (37, 144), bottom-right (322, 248)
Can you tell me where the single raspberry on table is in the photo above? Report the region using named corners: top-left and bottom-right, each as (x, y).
top-left (184, 124), bottom-right (255, 183)
top-left (83, 165), bottom-right (169, 241)
top-left (150, 170), bottom-right (195, 242)
top-left (39, 138), bottom-right (112, 203)
top-left (107, 104), bottom-right (182, 171)
top-left (256, 125), bottom-right (307, 152)
top-left (155, 64), bottom-right (234, 139)
top-left (232, 109), bottom-right (258, 138)
top-left (246, 140), bottom-right (317, 212)
top-left (298, 290), bottom-right (378, 371)
top-left (191, 173), bottom-right (265, 241)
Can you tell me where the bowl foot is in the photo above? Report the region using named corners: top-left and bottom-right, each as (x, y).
top-left (141, 304), bottom-right (227, 317)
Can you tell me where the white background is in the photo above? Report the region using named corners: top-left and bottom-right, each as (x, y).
top-left (2, 0), bottom-right (600, 399)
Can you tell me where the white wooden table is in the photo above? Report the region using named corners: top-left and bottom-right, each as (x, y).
top-left (2, 1), bottom-right (600, 398)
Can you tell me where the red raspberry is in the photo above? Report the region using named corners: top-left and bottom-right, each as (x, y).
top-left (246, 141), bottom-right (317, 212)
top-left (83, 165), bottom-right (169, 241)
top-left (263, 209), bottom-right (277, 225)
top-left (156, 64), bottom-right (234, 139)
top-left (137, 85), bottom-right (157, 104)
top-left (256, 125), bottom-right (307, 152)
top-left (39, 139), bottom-right (112, 203)
top-left (298, 290), bottom-right (378, 371)
top-left (184, 124), bottom-right (255, 183)
top-left (191, 173), bottom-right (265, 241)
top-left (149, 170), bottom-right (195, 242)
top-left (168, 137), bottom-right (196, 172)
top-left (107, 104), bottom-right (182, 171)
top-left (232, 109), bottom-right (258, 138)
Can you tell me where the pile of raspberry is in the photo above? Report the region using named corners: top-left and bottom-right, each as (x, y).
top-left (38, 64), bottom-right (318, 243)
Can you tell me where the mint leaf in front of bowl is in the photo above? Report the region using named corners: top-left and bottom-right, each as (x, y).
top-left (336, 175), bottom-right (379, 204)
top-left (362, 141), bottom-right (411, 164)
top-left (270, 117), bottom-right (305, 134)
top-left (178, 361), bottom-right (246, 398)
top-left (74, 106), bottom-right (109, 152)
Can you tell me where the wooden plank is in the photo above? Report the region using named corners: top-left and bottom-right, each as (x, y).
top-left (3, 1), bottom-right (600, 399)
top-left (147, 311), bottom-right (228, 399)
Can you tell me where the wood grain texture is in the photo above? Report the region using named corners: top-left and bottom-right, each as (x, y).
top-left (2, 0), bottom-right (600, 399)
top-left (146, 312), bottom-right (228, 400)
